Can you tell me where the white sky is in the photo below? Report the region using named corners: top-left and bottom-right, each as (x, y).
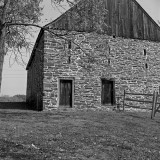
top-left (136, 0), bottom-right (160, 22)
top-left (1, 0), bottom-right (160, 96)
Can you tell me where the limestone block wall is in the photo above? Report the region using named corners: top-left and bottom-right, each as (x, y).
top-left (43, 31), bottom-right (160, 110)
top-left (26, 34), bottom-right (44, 110)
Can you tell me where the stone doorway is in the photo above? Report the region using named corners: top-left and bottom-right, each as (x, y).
top-left (101, 79), bottom-right (115, 105)
top-left (59, 79), bottom-right (73, 108)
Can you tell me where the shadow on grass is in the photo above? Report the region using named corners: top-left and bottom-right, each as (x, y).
top-left (0, 139), bottom-right (40, 160)
top-left (0, 102), bottom-right (29, 110)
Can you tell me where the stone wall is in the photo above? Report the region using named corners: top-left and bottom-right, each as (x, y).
top-left (43, 31), bottom-right (160, 110)
top-left (26, 34), bottom-right (44, 110)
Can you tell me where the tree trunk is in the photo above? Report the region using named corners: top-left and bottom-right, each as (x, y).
top-left (0, 53), bottom-right (4, 89)
top-left (0, 21), bottom-right (6, 90)
top-left (0, 0), bottom-right (10, 90)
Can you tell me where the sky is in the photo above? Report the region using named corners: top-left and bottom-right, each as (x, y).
top-left (1, 0), bottom-right (160, 96)
top-left (136, 0), bottom-right (160, 22)
top-left (0, 1), bottom-right (63, 96)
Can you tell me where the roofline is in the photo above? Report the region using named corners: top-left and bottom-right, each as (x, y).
top-left (44, 0), bottom-right (83, 28)
top-left (45, 0), bottom-right (160, 32)
top-left (26, 2), bottom-right (79, 70)
top-left (133, 0), bottom-right (160, 30)
top-left (26, 2), bottom-right (80, 70)
top-left (26, 29), bottom-right (44, 70)
top-left (26, 0), bottom-right (160, 71)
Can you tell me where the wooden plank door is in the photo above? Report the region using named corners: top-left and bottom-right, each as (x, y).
top-left (102, 80), bottom-right (114, 105)
top-left (59, 80), bottom-right (72, 107)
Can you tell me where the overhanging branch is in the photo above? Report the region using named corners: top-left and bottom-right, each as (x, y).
top-left (6, 22), bottom-right (97, 68)
top-left (6, 22), bottom-right (88, 54)
top-left (6, 22), bottom-right (68, 39)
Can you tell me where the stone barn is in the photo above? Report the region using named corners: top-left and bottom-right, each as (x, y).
top-left (26, 0), bottom-right (160, 111)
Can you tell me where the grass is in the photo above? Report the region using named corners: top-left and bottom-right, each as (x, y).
top-left (0, 106), bottom-right (160, 160)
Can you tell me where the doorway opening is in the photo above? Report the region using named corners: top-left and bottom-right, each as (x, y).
top-left (59, 79), bottom-right (74, 108)
top-left (101, 79), bottom-right (115, 105)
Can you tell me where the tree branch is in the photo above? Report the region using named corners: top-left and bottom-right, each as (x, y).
top-left (6, 22), bottom-right (86, 53)
top-left (6, 22), bottom-right (99, 69)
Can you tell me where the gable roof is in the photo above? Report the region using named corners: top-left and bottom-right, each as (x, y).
top-left (45, 0), bottom-right (160, 42)
top-left (26, 0), bottom-right (160, 70)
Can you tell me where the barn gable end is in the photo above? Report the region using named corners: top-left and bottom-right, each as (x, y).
top-left (26, 0), bottom-right (160, 111)
top-left (45, 0), bottom-right (160, 42)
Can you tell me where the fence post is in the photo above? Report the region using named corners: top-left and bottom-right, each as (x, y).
top-left (123, 90), bottom-right (125, 111)
top-left (151, 91), bottom-right (157, 119)
top-left (156, 88), bottom-right (160, 116)
top-left (154, 92), bottom-right (158, 117)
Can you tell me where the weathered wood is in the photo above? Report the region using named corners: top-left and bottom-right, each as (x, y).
top-left (155, 105), bottom-right (160, 114)
top-left (59, 80), bottom-right (72, 107)
top-left (48, 0), bottom-right (160, 42)
top-left (125, 92), bottom-right (153, 96)
top-left (125, 98), bottom-right (153, 104)
top-left (124, 91), bottom-right (160, 118)
top-left (123, 90), bottom-right (158, 114)
top-left (124, 104), bottom-right (151, 110)
top-left (151, 91), bottom-right (157, 119)
top-left (153, 93), bottom-right (160, 117)
top-left (101, 79), bottom-right (115, 105)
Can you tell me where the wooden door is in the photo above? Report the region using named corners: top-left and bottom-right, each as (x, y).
top-left (59, 80), bottom-right (72, 107)
top-left (102, 80), bottom-right (114, 105)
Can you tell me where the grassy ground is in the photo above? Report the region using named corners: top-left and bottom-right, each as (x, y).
top-left (0, 105), bottom-right (160, 160)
